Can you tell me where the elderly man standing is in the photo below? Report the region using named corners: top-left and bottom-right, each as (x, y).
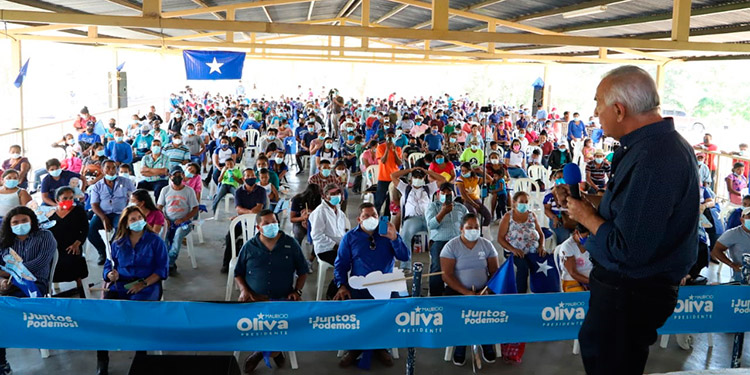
top-left (235, 209), bottom-right (309, 373)
top-left (333, 202), bottom-right (409, 368)
top-left (566, 66), bottom-right (698, 375)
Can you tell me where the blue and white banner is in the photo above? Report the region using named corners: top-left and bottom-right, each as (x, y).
top-left (1, 286), bottom-right (749, 352)
top-left (182, 50), bottom-right (245, 80)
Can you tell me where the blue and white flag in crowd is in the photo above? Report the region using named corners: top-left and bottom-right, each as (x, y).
top-left (527, 253), bottom-right (561, 293)
top-left (13, 58), bottom-right (30, 88)
top-left (116, 61), bottom-right (126, 72)
top-left (183, 50), bottom-right (245, 80)
top-left (487, 254), bottom-right (516, 294)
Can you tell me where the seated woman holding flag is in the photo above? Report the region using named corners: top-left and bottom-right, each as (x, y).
top-left (440, 213), bottom-right (499, 366)
top-left (97, 205), bottom-right (169, 375)
top-left (0, 206), bottom-right (57, 375)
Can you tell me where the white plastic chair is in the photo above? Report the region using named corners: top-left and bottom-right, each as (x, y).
top-left (300, 155), bottom-right (311, 174)
top-left (510, 178), bottom-right (539, 194)
top-left (315, 256), bottom-right (334, 301)
top-left (98, 229), bottom-right (114, 262)
top-left (362, 164), bottom-right (379, 204)
top-left (527, 165), bottom-right (550, 186)
top-left (225, 214), bottom-right (258, 301)
top-left (552, 243), bottom-right (580, 355)
top-left (407, 153), bottom-right (425, 169)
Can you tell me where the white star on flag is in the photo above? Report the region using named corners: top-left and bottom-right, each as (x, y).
top-left (257, 313), bottom-right (264, 319)
top-left (206, 57), bottom-right (224, 74)
top-left (536, 260), bottom-right (553, 276)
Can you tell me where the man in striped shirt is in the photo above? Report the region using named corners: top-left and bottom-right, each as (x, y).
top-left (163, 133), bottom-right (190, 169)
top-left (585, 149), bottom-right (611, 193)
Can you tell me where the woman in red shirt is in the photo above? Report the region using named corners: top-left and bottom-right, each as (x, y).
top-left (429, 151), bottom-right (456, 183)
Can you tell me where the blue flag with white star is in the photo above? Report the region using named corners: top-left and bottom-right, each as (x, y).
top-left (182, 50), bottom-right (245, 80)
top-left (13, 58), bottom-right (30, 88)
top-left (486, 254), bottom-right (517, 295)
top-left (527, 252), bottom-right (561, 293)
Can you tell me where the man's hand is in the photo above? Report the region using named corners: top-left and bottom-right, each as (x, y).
top-left (127, 281), bottom-right (147, 295)
top-left (732, 263), bottom-right (742, 272)
top-left (440, 203), bottom-right (453, 214)
top-left (103, 217), bottom-right (113, 232)
top-left (287, 292), bottom-right (301, 301)
top-left (332, 286), bottom-right (351, 301)
top-left (107, 270), bottom-right (120, 282)
top-left (0, 278), bottom-right (12, 292)
top-left (566, 195), bottom-right (598, 223)
top-left (384, 222), bottom-right (398, 241)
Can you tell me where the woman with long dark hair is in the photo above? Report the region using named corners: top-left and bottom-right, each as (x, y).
top-left (0, 206), bottom-right (57, 375)
top-left (97, 205), bottom-right (168, 374)
top-left (48, 186), bottom-right (89, 296)
top-left (130, 189), bottom-right (165, 234)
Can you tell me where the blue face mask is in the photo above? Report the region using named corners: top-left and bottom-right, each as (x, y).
top-left (104, 174), bottom-right (117, 181)
top-left (516, 203), bottom-right (529, 213)
top-left (4, 179), bottom-right (19, 189)
top-left (462, 172), bottom-right (471, 178)
top-left (325, 143), bottom-right (333, 149)
top-left (129, 219), bottom-right (147, 232)
top-left (328, 195), bottom-right (342, 205)
top-left (348, 135), bottom-right (355, 141)
top-left (578, 235), bottom-right (588, 246)
top-left (261, 223), bottom-right (280, 238)
top-left (11, 222), bottom-right (31, 236)
top-left (321, 169), bottom-right (331, 177)
top-left (96, 150), bottom-right (106, 157)
top-left (185, 171), bottom-right (195, 178)
top-left (555, 178), bottom-right (565, 185)
top-left (115, 136), bottom-right (124, 142)
top-left (268, 135), bottom-right (276, 140)
top-left (435, 157), bottom-right (445, 164)
top-left (744, 220), bottom-right (750, 231)
top-left (151, 146), bottom-right (161, 154)
top-left (48, 169), bottom-right (62, 177)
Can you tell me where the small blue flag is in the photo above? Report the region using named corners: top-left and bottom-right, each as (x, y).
top-left (13, 58), bottom-right (30, 88)
top-left (116, 61), bottom-right (126, 72)
top-left (527, 252), bottom-right (561, 293)
top-left (182, 50), bottom-right (245, 80)
top-left (486, 254), bottom-right (517, 294)
top-left (532, 77), bottom-right (544, 89)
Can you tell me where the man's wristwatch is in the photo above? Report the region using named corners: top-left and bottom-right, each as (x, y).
top-left (140, 279), bottom-right (148, 287)
top-left (295, 289), bottom-right (303, 296)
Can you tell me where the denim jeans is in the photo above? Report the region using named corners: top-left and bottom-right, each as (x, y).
top-left (374, 180), bottom-right (391, 216)
top-left (512, 253), bottom-right (530, 294)
top-left (429, 240), bottom-right (449, 296)
top-left (137, 179), bottom-right (168, 202)
top-left (166, 220), bottom-right (192, 267)
top-left (508, 167), bottom-right (527, 178)
top-left (398, 216), bottom-right (425, 270)
top-left (211, 184), bottom-right (237, 212)
top-left (88, 212), bottom-right (121, 258)
top-left (32, 168), bottom-right (46, 190)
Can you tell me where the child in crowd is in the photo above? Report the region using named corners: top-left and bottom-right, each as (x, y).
top-left (558, 224), bottom-right (592, 292)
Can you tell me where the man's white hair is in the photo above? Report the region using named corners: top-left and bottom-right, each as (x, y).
top-left (602, 65), bottom-right (660, 115)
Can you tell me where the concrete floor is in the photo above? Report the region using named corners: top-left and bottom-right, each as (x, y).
top-left (6, 166), bottom-right (750, 375)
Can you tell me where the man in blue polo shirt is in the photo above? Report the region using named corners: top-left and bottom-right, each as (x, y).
top-left (423, 124), bottom-right (444, 152)
top-left (88, 159), bottom-right (135, 265)
top-left (221, 168), bottom-right (267, 273)
top-left (78, 121), bottom-right (101, 153)
top-left (567, 112), bottom-right (588, 143)
top-left (105, 128), bottom-right (133, 166)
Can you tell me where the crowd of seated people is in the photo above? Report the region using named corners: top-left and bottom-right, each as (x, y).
top-left (0, 86), bottom-right (747, 374)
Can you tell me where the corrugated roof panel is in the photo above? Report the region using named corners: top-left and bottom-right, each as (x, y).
top-left (266, 2), bottom-right (309, 22)
top-left (380, 5), bottom-right (432, 28)
top-left (312, 0), bottom-right (350, 19)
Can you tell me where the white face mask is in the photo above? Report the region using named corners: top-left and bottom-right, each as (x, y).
top-left (464, 229), bottom-right (480, 242)
top-left (412, 178), bottom-right (425, 187)
top-left (361, 217), bottom-right (379, 231)
top-left (490, 159), bottom-right (500, 165)
top-left (173, 139), bottom-right (182, 145)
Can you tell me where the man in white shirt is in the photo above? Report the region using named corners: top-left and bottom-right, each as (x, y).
top-left (390, 167), bottom-right (445, 269)
top-left (309, 183), bottom-right (349, 266)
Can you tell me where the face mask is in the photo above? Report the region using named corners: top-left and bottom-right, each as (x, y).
top-left (328, 195), bottom-right (341, 205)
top-left (325, 143), bottom-right (333, 149)
top-left (245, 178), bottom-right (257, 186)
top-left (490, 159), bottom-right (499, 165)
top-left (555, 178), bottom-right (565, 185)
top-left (187, 129), bottom-right (196, 135)
top-left (321, 169), bottom-right (331, 177)
top-left (439, 193), bottom-right (450, 203)
top-left (268, 135), bottom-right (276, 140)
top-left (595, 157), bottom-right (604, 164)
top-left (274, 157), bottom-right (284, 164)
top-left (450, 138), bottom-right (457, 143)
top-left (432, 130), bottom-right (438, 135)
top-left (346, 127), bottom-right (354, 132)
top-left (516, 203), bottom-right (529, 213)
top-left (66, 139), bottom-right (76, 146)
top-left (9, 153), bottom-right (20, 159)
top-left (559, 147), bottom-right (567, 152)
top-left (261, 223), bottom-right (280, 238)
top-left (105, 174), bottom-right (117, 181)
top-left (462, 172), bottom-right (471, 178)
top-left (744, 219), bottom-right (750, 231)
top-left (396, 130), bottom-right (403, 137)
top-left (415, 122), bottom-right (422, 125)
top-left (412, 178), bottom-right (425, 187)
top-left (96, 150), bottom-right (106, 157)
top-left (175, 113), bottom-right (182, 118)
top-left (11, 222), bottom-right (31, 236)
top-left (173, 139), bottom-right (183, 145)
top-left (115, 136), bottom-right (124, 142)
top-left (471, 145), bottom-right (479, 151)
top-left (318, 135), bottom-right (325, 141)
top-left (49, 169), bottom-right (63, 177)
top-left (151, 146), bottom-right (161, 154)
top-left (464, 229), bottom-right (480, 242)
top-left (308, 127), bottom-right (315, 132)
top-left (435, 157), bottom-right (445, 164)
top-left (228, 131), bottom-right (238, 137)
top-left (4, 179), bottom-right (19, 189)
top-left (361, 216), bottom-right (379, 231)
top-left (171, 176), bottom-right (183, 186)
top-left (335, 170), bottom-right (346, 176)
top-left (185, 171), bottom-right (194, 178)
top-left (58, 200), bottom-right (74, 211)
top-left (129, 219), bottom-right (147, 232)
top-left (221, 143), bottom-right (229, 149)
top-left (578, 235), bottom-right (588, 246)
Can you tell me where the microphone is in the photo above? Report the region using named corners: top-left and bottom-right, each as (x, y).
top-left (563, 163), bottom-right (582, 200)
